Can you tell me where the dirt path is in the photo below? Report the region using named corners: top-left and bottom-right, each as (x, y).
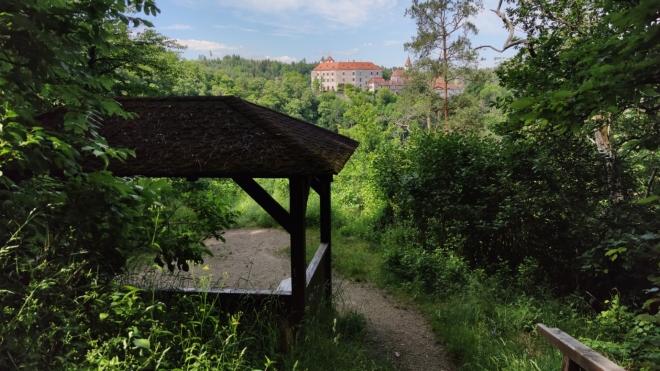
top-left (129, 228), bottom-right (455, 371)
top-left (335, 276), bottom-right (455, 371)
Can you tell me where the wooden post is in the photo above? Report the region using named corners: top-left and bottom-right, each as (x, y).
top-left (562, 355), bottom-right (581, 371)
top-left (289, 176), bottom-right (310, 325)
top-left (318, 178), bottom-right (332, 307)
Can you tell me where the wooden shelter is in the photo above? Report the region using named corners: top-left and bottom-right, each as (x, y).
top-left (39, 96), bottom-right (359, 324)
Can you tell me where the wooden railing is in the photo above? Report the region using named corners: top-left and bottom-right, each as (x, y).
top-left (306, 242), bottom-right (329, 288)
top-left (537, 324), bottom-right (625, 371)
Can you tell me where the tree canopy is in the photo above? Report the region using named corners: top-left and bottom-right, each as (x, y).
top-left (405, 0), bottom-right (483, 129)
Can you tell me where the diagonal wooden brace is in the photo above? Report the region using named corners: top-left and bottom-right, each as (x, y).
top-left (232, 177), bottom-right (291, 233)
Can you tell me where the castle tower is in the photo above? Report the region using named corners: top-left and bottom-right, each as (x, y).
top-left (405, 56), bottom-right (411, 70)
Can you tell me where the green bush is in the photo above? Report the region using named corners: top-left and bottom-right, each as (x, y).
top-left (372, 129), bottom-right (660, 294)
top-left (583, 295), bottom-right (660, 370)
top-left (0, 175), bottom-right (236, 369)
top-left (382, 224), bottom-right (469, 296)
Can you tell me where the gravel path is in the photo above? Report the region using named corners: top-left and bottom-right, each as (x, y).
top-left (335, 276), bottom-right (455, 371)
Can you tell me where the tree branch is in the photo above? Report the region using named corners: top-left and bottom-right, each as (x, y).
top-left (646, 167), bottom-right (658, 197)
top-left (473, 0), bottom-right (531, 53)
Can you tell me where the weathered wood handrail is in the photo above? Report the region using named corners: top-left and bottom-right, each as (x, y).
top-left (537, 324), bottom-right (625, 371)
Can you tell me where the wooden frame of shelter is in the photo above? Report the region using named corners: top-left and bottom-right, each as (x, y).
top-left (39, 96), bottom-right (359, 325)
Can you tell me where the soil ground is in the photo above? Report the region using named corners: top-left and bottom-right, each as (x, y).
top-left (126, 228), bottom-right (455, 371)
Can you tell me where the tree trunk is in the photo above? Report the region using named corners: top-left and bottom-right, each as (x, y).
top-left (593, 123), bottom-right (624, 204)
top-left (442, 32), bottom-right (449, 132)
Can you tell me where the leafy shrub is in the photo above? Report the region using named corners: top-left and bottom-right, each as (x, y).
top-left (0, 175), bottom-right (236, 369)
top-left (372, 129), bottom-right (658, 294)
top-left (382, 224), bottom-right (469, 296)
top-left (583, 295), bottom-right (660, 370)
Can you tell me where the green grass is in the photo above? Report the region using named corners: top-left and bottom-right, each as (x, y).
top-left (308, 230), bottom-right (601, 371)
top-left (303, 228), bottom-right (380, 283)
top-left (370, 264), bottom-right (613, 371)
top-left (111, 262), bottom-right (394, 371)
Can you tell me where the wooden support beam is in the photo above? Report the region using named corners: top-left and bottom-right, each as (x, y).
top-left (562, 355), bottom-right (581, 371)
top-left (232, 177), bottom-right (291, 233)
top-left (537, 324), bottom-right (625, 371)
top-left (289, 176), bottom-right (311, 325)
top-left (310, 175), bottom-right (333, 195)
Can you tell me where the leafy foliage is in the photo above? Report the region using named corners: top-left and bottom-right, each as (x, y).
top-left (200, 54), bottom-right (318, 81)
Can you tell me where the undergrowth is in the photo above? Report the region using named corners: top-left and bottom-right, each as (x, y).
top-left (217, 177), bottom-right (660, 370)
top-left (379, 225), bottom-right (660, 371)
top-left (1, 254), bottom-right (391, 371)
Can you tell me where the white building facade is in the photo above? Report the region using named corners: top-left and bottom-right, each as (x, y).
top-left (311, 56), bottom-right (382, 91)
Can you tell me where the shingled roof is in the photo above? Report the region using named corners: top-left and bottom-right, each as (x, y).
top-left (38, 96), bottom-right (359, 178)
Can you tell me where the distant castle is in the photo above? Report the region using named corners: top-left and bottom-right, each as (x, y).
top-left (311, 56), bottom-right (462, 96)
top-left (311, 56), bottom-right (382, 91)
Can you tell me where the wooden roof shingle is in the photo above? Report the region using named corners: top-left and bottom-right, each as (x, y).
top-left (39, 96), bottom-right (359, 178)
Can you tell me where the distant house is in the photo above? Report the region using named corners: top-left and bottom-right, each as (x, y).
top-left (311, 56), bottom-right (383, 91)
top-left (367, 77), bottom-right (405, 94)
top-left (433, 77), bottom-right (462, 97)
top-left (366, 56), bottom-right (411, 94)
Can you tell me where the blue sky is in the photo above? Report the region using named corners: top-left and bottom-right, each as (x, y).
top-left (145, 0), bottom-right (525, 68)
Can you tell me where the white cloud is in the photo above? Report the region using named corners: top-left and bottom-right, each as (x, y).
top-left (176, 39), bottom-right (238, 51)
top-left (272, 56), bottom-right (297, 63)
top-left (208, 0), bottom-right (397, 28)
top-left (162, 24), bottom-right (192, 30)
top-left (214, 25), bottom-right (258, 32)
top-left (383, 40), bottom-right (398, 46)
top-left (363, 42), bottom-right (374, 47)
top-left (269, 32), bottom-right (303, 38)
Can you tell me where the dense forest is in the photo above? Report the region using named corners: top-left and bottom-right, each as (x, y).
top-left (1, 0), bottom-right (659, 370)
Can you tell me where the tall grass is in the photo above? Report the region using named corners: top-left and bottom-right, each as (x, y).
top-left (103, 263), bottom-right (393, 371)
top-left (424, 276), bottom-right (589, 371)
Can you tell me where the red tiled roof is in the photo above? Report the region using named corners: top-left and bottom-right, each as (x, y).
top-left (368, 78), bottom-right (404, 86)
top-left (313, 61), bottom-right (381, 71)
top-left (325, 55), bottom-right (335, 62)
top-left (37, 96), bottom-right (359, 177)
top-left (434, 78), bottom-right (460, 91)
top-left (392, 69), bottom-right (405, 76)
